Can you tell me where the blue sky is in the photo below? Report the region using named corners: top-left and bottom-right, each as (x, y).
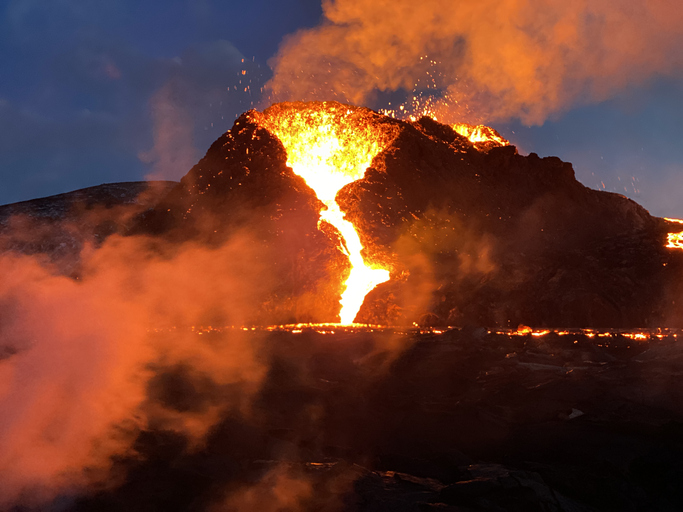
top-left (1, 0), bottom-right (681, 217)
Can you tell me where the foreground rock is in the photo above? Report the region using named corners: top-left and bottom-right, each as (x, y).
top-left (68, 327), bottom-right (683, 511)
top-left (132, 101), bottom-right (683, 327)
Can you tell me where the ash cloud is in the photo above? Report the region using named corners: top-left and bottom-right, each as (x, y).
top-left (212, 465), bottom-right (315, 512)
top-left (266, 0), bottom-right (683, 124)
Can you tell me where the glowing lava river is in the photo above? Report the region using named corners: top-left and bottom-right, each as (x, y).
top-left (258, 104), bottom-right (392, 324)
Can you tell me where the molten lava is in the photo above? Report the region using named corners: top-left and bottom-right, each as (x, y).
top-left (665, 218), bottom-right (683, 249)
top-left (258, 103), bottom-right (392, 324)
top-left (453, 123), bottom-right (509, 147)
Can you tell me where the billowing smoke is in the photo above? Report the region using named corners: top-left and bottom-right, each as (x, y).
top-left (0, 230), bottom-right (270, 508)
top-left (266, 0), bottom-right (683, 124)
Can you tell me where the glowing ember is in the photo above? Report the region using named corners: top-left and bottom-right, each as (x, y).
top-left (621, 332), bottom-right (648, 341)
top-left (665, 218), bottom-right (683, 249)
top-left (154, 325), bottom-right (682, 340)
top-left (487, 327), bottom-right (663, 341)
top-left (516, 325), bottom-right (533, 335)
top-left (453, 123), bottom-right (509, 147)
top-left (258, 103), bottom-right (392, 324)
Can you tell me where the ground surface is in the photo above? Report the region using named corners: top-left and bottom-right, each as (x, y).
top-left (66, 327), bottom-right (683, 512)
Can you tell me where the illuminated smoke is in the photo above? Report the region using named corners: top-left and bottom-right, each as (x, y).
top-left (267, 0), bottom-right (683, 124)
top-left (0, 233), bottom-right (269, 507)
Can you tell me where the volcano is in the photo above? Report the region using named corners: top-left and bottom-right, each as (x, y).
top-left (132, 101), bottom-right (683, 328)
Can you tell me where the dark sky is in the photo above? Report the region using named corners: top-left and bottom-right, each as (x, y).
top-left (1, 0), bottom-right (681, 217)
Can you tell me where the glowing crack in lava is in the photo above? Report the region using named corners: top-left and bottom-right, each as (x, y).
top-left (665, 218), bottom-right (683, 249)
top-left (259, 104), bottom-right (391, 324)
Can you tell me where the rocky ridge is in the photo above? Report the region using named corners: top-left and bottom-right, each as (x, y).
top-left (0, 182), bottom-right (176, 274)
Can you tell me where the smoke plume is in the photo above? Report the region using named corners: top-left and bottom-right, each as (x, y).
top-left (267, 0), bottom-right (683, 124)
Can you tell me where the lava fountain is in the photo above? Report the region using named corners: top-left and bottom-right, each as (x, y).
top-left (258, 103), bottom-right (392, 324)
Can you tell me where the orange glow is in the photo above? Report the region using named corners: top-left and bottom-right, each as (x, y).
top-left (258, 103), bottom-right (392, 324)
top-left (489, 327), bottom-right (663, 341)
top-left (667, 233), bottom-right (683, 249)
top-left (155, 324), bottom-right (683, 340)
top-left (665, 218), bottom-right (683, 249)
top-left (452, 123), bottom-right (510, 147)
top-left (621, 332), bottom-right (648, 341)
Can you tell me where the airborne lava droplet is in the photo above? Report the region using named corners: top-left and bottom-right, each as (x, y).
top-left (256, 102), bottom-right (392, 324)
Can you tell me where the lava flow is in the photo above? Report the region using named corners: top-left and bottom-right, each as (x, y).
top-left (665, 218), bottom-right (683, 249)
top-left (258, 103), bottom-right (392, 324)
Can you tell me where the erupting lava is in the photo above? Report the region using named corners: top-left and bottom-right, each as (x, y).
top-left (258, 103), bottom-right (392, 324)
top-left (453, 123), bottom-right (509, 147)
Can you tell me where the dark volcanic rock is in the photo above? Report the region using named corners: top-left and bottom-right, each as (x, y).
top-left (132, 101), bottom-right (683, 327)
top-left (0, 182), bottom-right (176, 224)
top-left (342, 117), bottom-right (675, 327)
top-left (0, 182), bottom-right (176, 274)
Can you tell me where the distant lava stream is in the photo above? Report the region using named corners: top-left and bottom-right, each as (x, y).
top-left (133, 101), bottom-right (683, 328)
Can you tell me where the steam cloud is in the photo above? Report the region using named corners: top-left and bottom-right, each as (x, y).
top-left (140, 82), bottom-right (199, 181)
top-left (267, 0), bottom-right (683, 124)
top-left (0, 231), bottom-right (270, 507)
